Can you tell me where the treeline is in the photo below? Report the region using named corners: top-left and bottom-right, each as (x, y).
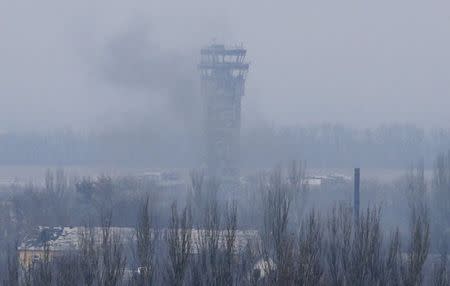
top-left (2, 124), bottom-right (450, 168)
top-left (0, 128), bottom-right (194, 167)
top-left (0, 200), bottom-right (439, 286)
top-left (1, 152), bottom-right (450, 285)
top-left (242, 124), bottom-right (450, 168)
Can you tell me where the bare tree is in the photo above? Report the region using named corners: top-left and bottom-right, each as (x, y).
top-left (196, 194), bottom-right (221, 286)
top-left (383, 229), bottom-right (402, 286)
top-left (261, 167), bottom-right (294, 285)
top-left (190, 170), bottom-right (204, 205)
top-left (189, 170), bottom-right (205, 227)
top-left (99, 210), bottom-right (126, 286)
top-left (349, 207), bottom-right (383, 285)
top-left (43, 168), bottom-right (69, 225)
top-left (54, 253), bottom-right (81, 286)
top-left (288, 160), bottom-right (308, 225)
top-left (295, 209), bottom-right (323, 286)
top-left (94, 176), bottom-right (115, 213)
top-left (135, 197), bottom-right (155, 286)
top-left (432, 151), bottom-right (450, 244)
top-left (190, 176), bottom-right (221, 285)
top-left (223, 201), bottom-right (238, 286)
top-left (55, 168), bottom-right (68, 197)
top-left (44, 169), bottom-right (55, 195)
top-left (405, 160), bottom-right (427, 211)
top-left (2, 244), bottom-right (19, 286)
top-left (326, 204), bottom-right (353, 286)
top-left (75, 177), bottom-right (95, 202)
top-left (79, 223), bottom-right (99, 286)
top-left (402, 206), bottom-right (430, 286)
top-left (165, 202), bottom-right (192, 286)
top-left (432, 252), bottom-right (449, 286)
top-left (26, 243), bottom-right (52, 286)
top-left (288, 160), bottom-right (307, 194)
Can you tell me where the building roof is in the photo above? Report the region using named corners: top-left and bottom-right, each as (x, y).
top-left (19, 226), bottom-right (80, 252)
top-left (19, 226), bottom-right (259, 253)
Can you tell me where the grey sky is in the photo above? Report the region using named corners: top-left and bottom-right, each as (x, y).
top-left (1, 0), bottom-right (450, 132)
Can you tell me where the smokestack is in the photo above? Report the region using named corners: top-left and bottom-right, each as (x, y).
top-left (354, 168), bottom-right (360, 224)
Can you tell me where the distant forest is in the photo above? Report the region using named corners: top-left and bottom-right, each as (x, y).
top-left (1, 124), bottom-right (449, 169)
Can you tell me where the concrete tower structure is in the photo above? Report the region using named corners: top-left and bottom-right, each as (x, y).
top-left (199, 44), bottom-right (249, 189)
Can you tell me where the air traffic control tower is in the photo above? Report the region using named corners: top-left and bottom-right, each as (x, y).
top-left (199, 44), bottom-right (249, 190)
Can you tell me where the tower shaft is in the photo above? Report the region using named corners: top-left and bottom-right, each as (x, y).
top-left (199, 44), bottom-right (249, 188)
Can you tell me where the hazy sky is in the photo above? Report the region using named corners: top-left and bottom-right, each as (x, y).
top-left (1, 0), bottom-right (450, 132)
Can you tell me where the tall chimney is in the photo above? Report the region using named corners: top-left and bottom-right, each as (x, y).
top-left (354, 168), bottom-right (360, 224)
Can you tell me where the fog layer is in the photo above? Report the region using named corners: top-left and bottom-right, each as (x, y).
top-left (1, 0), bottom-right (450, 132)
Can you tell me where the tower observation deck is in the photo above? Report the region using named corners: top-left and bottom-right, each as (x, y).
top-left (199, 44), bottom-right (249, 189)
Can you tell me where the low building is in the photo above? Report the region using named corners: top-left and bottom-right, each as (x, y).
top-left (305, 174), bottom-right (351, 188)
top-left (18, 227), bottom-right (79, 267)
top-left (18, 226), bottom-right (259, 267)
top-left (137, 170), bottom-right (185, 187)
